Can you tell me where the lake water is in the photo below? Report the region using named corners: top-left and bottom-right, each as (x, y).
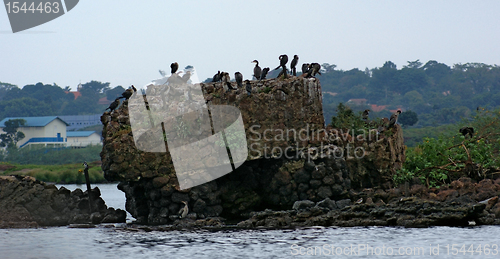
top-left (1, 184), bottom-right (499, 259)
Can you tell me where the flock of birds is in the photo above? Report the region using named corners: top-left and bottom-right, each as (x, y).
top-left (358, 109), bottom-right (402, 134)
top-left (105, 54), bottom-right (325, 113)
top-left (211, 54), bottom-right (322, 96)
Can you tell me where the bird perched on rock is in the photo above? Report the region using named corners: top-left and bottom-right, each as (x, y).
top-left (274, 54), bottom-right (288, 70)
top-left (245, 80), bottom-right (252, 96)
top-left (118, 85), bottom-right (137, 100)
top-left (459, 127), bottom-right (474, 138)
top-left (178, 201), bottom-right (188, 219)
top-left (305, 63), bottom-right (321, 77)
top-left (290, 55), bottom-right (299, 76)
top-left (302, 63), bottom-right (310, 74)
top-left (252, 60), bottom-right (261, 80)
top-left (355, 198), bottom-right (363, 204)
top-left (171, 62), bottom-right (179, 74)
top-left (181, 71), bottom-right (192, 83)
top-left (212, 71), bottom-right (222, 82)
top-left (362, 109), bottom-right (370, 121)
top-left (274, 55), bottom-right (289, 78)
top-left (235, 72), bottom-right (243, 88)
top-left (222, 72), bottom-right (235, 90)
top-left (388, 110), bottom-right (402, 128)
top-left (260, 67), bottom-right (270, 80)
top-left (105, 98), bottom-right (120, 112)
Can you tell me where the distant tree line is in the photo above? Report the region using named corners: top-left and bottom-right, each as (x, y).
top-left (1, 60), bottom-right (499, 128)
top-left (320, 60), bottom-right (500, 126)
top-left (0, 81), bottom-right (126, 119)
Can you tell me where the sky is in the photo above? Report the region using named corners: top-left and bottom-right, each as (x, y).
top-left (1, 0), bottom-right (500, 90)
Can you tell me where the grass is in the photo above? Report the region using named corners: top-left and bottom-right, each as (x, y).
top-left (0, 162), bottom-right (108, 184)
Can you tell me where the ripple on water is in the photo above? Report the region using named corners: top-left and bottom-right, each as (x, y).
top-left (2, 184), bottom-right (499, 258)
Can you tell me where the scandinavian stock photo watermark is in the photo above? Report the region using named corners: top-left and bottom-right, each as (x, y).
top-left (247, 124), bottom-right (380, 161)
top-left (291, 243), bottom-right (499, 256)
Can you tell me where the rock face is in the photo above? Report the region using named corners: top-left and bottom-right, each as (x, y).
top-left (237, 177), bottom-right (500, 228)
top-left (100, 77), bottom-right (406, 224)
top-left (0, 175), bottom-right (126, 228)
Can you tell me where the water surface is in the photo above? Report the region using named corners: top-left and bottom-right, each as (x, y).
top-left (1, 184), bottom-right (498, 258)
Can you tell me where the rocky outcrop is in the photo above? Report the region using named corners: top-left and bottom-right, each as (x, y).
top-left (237, 177), bottom-right (500, 228)
top-left (100, 77), bottom-right (407, 225)
top-left (0, 175), bottom-right (126, 228)
top-left (101, 77), bottom-right (325, 182)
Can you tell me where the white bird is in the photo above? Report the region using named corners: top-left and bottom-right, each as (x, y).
top-left (178, 201), bottom-right (188, 219)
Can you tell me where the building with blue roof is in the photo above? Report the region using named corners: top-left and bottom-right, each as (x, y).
top-left (0, 116), bottom-right (69, 148)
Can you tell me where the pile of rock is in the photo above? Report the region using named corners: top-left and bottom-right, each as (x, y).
top-left (237, 177), bottom-right (500, 228)
top-left (0, 175), bottom-right (126, 228)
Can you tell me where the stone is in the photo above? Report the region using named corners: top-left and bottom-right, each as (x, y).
top-left (309, 180), bottom-right (322, 189)
top-left (316, 198), bottom-right (337, 210)
top-left (0, 175), bottom-right (125, 227)
top-left (292, 200), bottom-right (315, 211)
top-left (336, 199), bottom-right (352, 209)
top-left (192, 199), bottom-right (207, 213)
top-left (171, 192), bottom-right (189, 203)
top-left (303, 161), bottom-right (316, 172)
top-left (294, 169), bottom-right (310, 184)
top-left (317, 186), bottom-right (332, 199)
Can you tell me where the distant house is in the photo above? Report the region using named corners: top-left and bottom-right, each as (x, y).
top-left (0, 116), bottom-right (69, 148)
top-left (64, 83), bottom-right (82, 100)
top-left (66, 131), bottom-right (102, 147)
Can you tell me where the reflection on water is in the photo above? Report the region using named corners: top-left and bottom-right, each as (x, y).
top-left (1, 226), bottom-right (500, 258)
top-left (1, 184), bottom-right (499, 258)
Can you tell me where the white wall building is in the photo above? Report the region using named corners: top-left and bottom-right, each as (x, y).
top-left (66, 131), bottom-right (102, 147)
top-left (0, 116), bottom-right (68, 148)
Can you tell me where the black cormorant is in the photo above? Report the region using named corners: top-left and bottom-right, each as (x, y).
top-left (252, 60), bottom-right (262, 80)
top-left (105, 98), bottom-right (120, 112)
top-left (362, 109), bottom-right (370, 121)
top-left (290, 55), bottom-right (299, 76)
top-left (212, 71), bottom-right (222, 82)
top-left (178, 201), bottom-right (188, 219)
top-left (245, 80), bottom-right (252, 96)
top-left (274, 54), bottom-right (289, 78)
top-left (302, 63), bottom-right (310, 74)
top-left (118, 85), bottom-right (137, 100)
top-left (260, 67), bottom-right (270, 80)
top-left (171, 62), bottom-right (179, 74)
top-left (459, 127), bottom-right (474, 138)
top-left (388, 110), bottom-right (402, 128)
top-left (274, 54), bottom-right (289, 70)
top-left (307, 63), bottom-right (322, 77)
top-left (235, 72), bottom-right (243, 88)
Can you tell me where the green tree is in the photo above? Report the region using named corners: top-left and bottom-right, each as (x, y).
top-left (0, 119), bottom-right (26, 148)
top-left (398, 110), bottom-right (418, 127)
top-left (0, 82), bottom-right (17, 101)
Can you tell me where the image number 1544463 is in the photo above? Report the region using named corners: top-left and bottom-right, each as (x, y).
top-left (3, 0), bottom-right (79, 33)
top-left (5, 1), bottom-right (61, 14)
